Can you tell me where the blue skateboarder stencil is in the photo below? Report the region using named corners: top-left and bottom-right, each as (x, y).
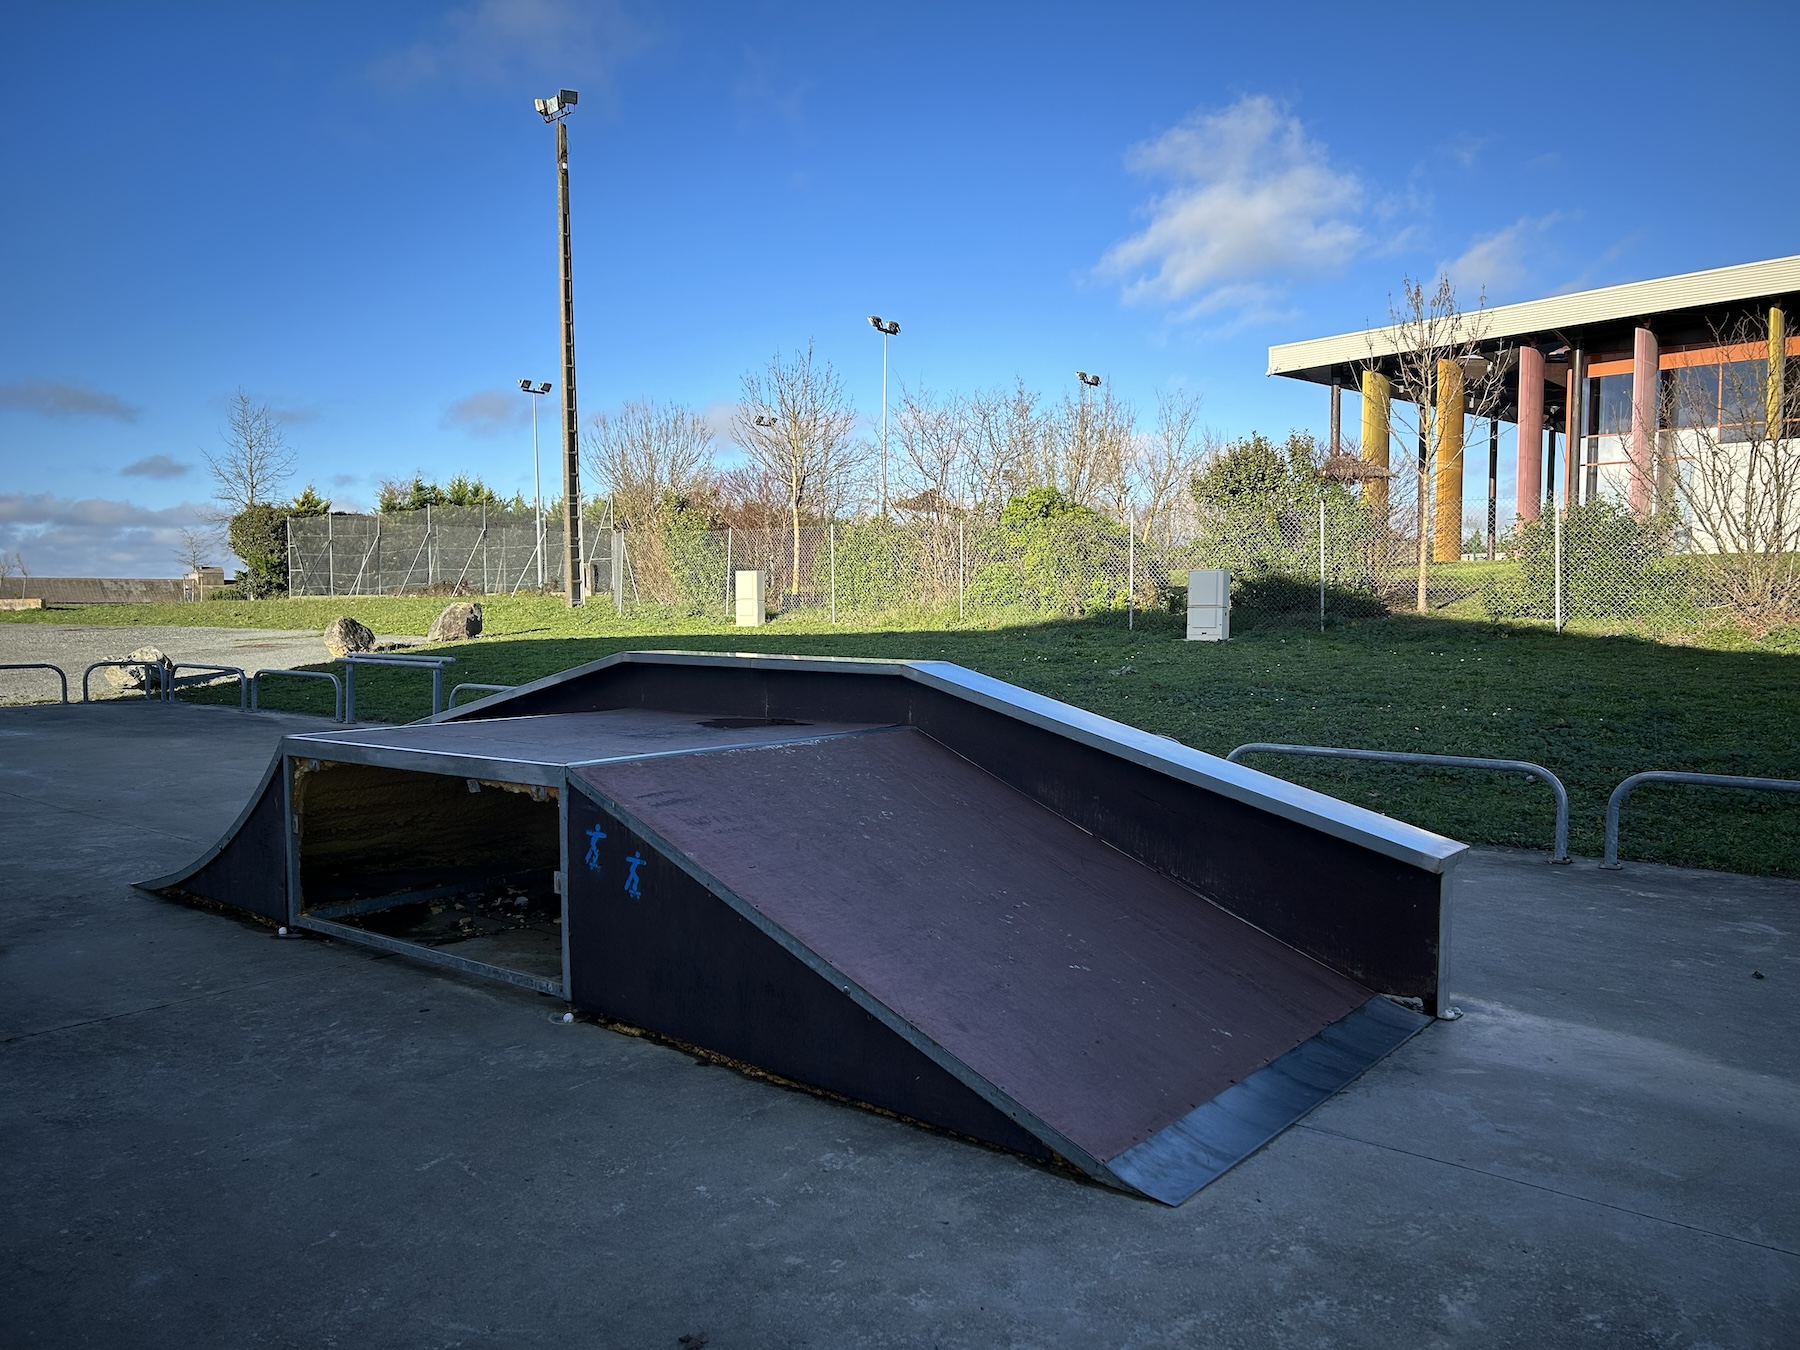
top-left (584, 823), bottom-right (607, 871)
top-left (623, 851), bottom-right (646, 899)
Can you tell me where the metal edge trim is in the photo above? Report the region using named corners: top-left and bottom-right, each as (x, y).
top-left (275, 738), bottom-right (565, 787)
top-left (896, 661), bottom-right (1467, 874)
top-left (562, 772), bottom-right (1125, 1191)
top-left (294, 914), bottom-right (565, 997)
top-left (1104, 996), bottom-right (1432, 1206)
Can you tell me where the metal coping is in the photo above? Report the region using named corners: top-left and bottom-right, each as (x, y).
top-left (425, 650), bottom-right (1467, 875)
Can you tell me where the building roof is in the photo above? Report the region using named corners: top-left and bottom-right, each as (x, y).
top-left (1267, 254), bottom-right (1800, 382)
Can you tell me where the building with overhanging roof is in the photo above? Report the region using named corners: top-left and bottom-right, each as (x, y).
top-left (1267, 256), bottom-right (1800, 559)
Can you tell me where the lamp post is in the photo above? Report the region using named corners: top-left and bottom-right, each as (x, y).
top-left (1076, 371), bottom-right (1100, 491)
top-left (868, 316), bottom-right (900, 517)
top-left (534, 88), bottom-right (583, 605)
top-left (518, 379), bottom-right (552, 588)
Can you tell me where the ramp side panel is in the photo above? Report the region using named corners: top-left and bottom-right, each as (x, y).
top-left (135, 750), bottom-right (289, 924)
top-left (576, 730), bottom-right (1374, 1165)
top-left (563, 780), bottom-right (1053, 1161)
top-left (906, 685), bottom-right (1447, 1010)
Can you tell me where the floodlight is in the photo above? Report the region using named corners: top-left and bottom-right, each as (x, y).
top-left (534, 98), bottom-right (551, 116)
top-left (868, 315), bottom-right (883, 329)
top-left (519, 378), bottom-right (533, 391)
top-left (559, 90), bottom-right (578, 106)
top-left (537, 382), bottom-right (552, 394)
top-left (1077, 371), bottom-right (1100, 387)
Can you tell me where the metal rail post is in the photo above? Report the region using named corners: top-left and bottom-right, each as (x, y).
top-left (1227, 742), bottom-right (1571, 862)
top-left (1603, 771), bottom-right (1800, 868)
top-left (0, 663), bottom-right (69, 703)
top-left (252, 669), bottom-right (344, 722)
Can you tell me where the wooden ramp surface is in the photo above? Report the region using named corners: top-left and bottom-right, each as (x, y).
top-left (576, 727), bottom-right (1374, 1165)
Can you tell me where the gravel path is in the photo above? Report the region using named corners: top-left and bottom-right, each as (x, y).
top-left (0, 625), bottom-right (421, 704)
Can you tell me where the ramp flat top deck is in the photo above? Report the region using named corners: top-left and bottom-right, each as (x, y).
top-left (292, 708), bottom-right (889, 778)
top-left (577, 727), bottom-right (1374, 1163)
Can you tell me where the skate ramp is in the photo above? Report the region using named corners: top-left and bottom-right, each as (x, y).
top-left (141, 652), bottom-right (1460, 1202)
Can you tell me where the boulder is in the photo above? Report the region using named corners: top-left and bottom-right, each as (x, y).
top-left (101, 645), bottom-right (173, 693)
top-left (323, 616), bottom-right (376, 658)
top-left (427, 601), bottom-right (483, 643)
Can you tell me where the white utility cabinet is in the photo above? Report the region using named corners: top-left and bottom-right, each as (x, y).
top-left (1186, 568), bottom-right (1231, 641)
top-left (734, 570), bottom-right (767, 627)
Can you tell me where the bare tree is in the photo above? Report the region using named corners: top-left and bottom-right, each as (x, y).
top-left (1631, 311), bottom-right (1800, 629)
top-left (965, 381), bottom-right (1039, 511)
top-left (1132, 388), bottom-right (1207, 544)
top-left (173, 526), bottom-right (215, 578)
top-left (583, 399), bottom-right (716, 529)
top-left (731, 343), bottom-right (863, 587)
top-left (0, 549), bottom-right (27, 600)
top-left (892, 385), bottom-right (980, 524)
top-left (1363, 276), bottom-right (1507, 612)
top-left (203, 389), bottom-right (295, 515)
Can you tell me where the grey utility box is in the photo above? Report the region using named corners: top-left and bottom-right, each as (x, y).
top-left (1186, 569), bottom-right (1231, 641)
top-left (734, 570), bottom-right (768, 627)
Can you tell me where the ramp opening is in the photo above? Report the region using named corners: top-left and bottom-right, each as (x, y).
top-left (293, 760), bottom-right (564, 990)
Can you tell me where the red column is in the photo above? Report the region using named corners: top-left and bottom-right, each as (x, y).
top-left (1630, 327), bottom-right (1658, 515)
top-left (1516, 346), bottom-right (1544, 523)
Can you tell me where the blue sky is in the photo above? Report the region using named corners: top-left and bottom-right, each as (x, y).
top-left (3, 0), bottom-right (1796, 575)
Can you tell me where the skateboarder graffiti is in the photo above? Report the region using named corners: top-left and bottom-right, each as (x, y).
top-left (584, 823), bottom-right (607, 871)
top-left (623, 851), bottom-right (646, 899)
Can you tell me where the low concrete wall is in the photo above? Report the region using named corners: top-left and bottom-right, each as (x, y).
top-left (8, 578), bottom-right (196, 604)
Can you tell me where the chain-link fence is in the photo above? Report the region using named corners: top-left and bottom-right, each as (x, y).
top-left (287, 497), bottom-right (1796, 638)
top-left (287, 506), bottom-right (622, 599)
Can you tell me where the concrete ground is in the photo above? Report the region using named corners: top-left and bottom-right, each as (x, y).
top-left (0, 625), bottom-right (420, 704)
top-left (1, 702), bottom-right (1794, 1349)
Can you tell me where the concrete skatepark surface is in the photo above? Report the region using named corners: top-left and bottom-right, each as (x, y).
top-left (1, 701), bottom-right (1795, 1347)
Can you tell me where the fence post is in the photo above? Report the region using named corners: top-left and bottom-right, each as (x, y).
top-left (1319, 498), bottom-right (1326, 632)
top-left (1553, 500), bottom-right (1565, 632)
top-left (1127, 517), bottom-right (1135, 631)
top-left (286, 517), bottom-right (296, 597)
top-left (958, 520), bottom-right (966, 623)
top-left (725, 527), bottom-right (733, 612)
top-left (426, 504), bottom-right (434, 589)
top-left (829, 523), bottom-right (837, 624)
top-left (612, 529), bottom-right (625, 613)
top-left (327, 510), bottom-right (335, 597)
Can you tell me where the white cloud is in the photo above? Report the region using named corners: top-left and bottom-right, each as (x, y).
top-left (120, 454), bottom-right (192, 480)
top-left (1442, 214), bottom-right (1559, 298)
top-left (0, 493), bottom-right (214, 578)
top-left (1099, 95), bottom-right (1365, 314)
top-left (0, 379), bottom-right (139, 422)
top-left (369, 0), bottom-right (648, 93)
top-left (442, 389), bottom-right (532, 435)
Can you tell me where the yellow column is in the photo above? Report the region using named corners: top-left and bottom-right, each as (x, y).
top-left (1770, 306), bottom-right (1788, 438)
top-left (1433, 358), bottom-right (1465, 562)
top-left (1360, 370), bottom-right (1391, 520)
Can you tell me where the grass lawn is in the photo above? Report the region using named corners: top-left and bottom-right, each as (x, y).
top-left (8, 596), bottom-right (1799, 877)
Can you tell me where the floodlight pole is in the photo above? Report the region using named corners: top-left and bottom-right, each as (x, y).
top-left (521, 380), bottom-right (552, 588)
top-left (555, 117), bottom-right (583, 605)
top-left (868, 316), bottom-right (899, 517)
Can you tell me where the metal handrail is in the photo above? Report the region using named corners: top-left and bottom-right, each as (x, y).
top-left (340, 653), bottom-right (456, 722)
top-left (1603, 771), bottom-right (1800, 869)
top-left (82, 659), bottom-right (168, 702)
top-left (167, 663), bottom-right (247, 710)
top-left (252, 668), bottom-right (345, 723)
top-left (1227, 742), bottom-right (1571, 863)
top-left (449, 682), bottom-right (513, 708)
top-left (0, 663), bottom-right (69, 703)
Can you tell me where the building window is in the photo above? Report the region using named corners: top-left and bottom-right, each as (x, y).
top-left (1586, 373), bottom-right (1634, 435)
top-left (1719, 360), bottom-right (1766, 443)
top-left (1663, 365), bottom-right (1719, 429)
